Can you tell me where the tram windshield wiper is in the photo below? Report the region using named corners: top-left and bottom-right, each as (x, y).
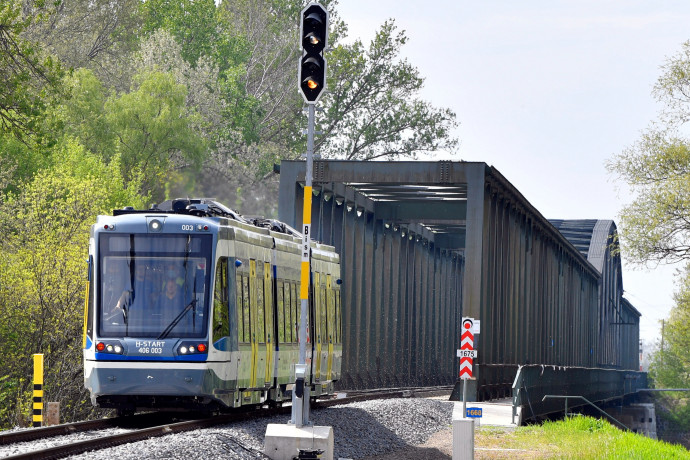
top-left (157, 299), bottom-right (197, 340)
top-left (121, 291), bottom-right (131, 337)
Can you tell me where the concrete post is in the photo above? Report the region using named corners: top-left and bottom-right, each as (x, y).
top-left (452, 403), bottom-right (475, 460)
top-left (45, 402), bottom-right (59, 426)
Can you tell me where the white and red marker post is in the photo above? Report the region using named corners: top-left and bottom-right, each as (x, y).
top-left (458, 317), bottom-right (477, 418)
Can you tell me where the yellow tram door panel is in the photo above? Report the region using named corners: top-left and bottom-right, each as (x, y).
top-left (249, 260), bottom-right (258, 388)
top-left (82, 280), bottom-right (90, 349)
top-left (263, 262), bottom-right (274, 386)
top-left (326, 275), bottom-right (334, 381)
top-left (314, 272), bottom-right (322, 381)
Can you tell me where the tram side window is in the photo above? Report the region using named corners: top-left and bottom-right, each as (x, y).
top-left (236, 274), bottom-right (244, 342)
top-left (319, 280), bottom-right (327, 343)
top-left (213, 258), bottom-right (230, 343)
top-left (277, 280), bottom-right (285, 342)
top-left (335, 289), bottom-right (341, 344)
top-left (263, 262), bottom-right (273, 345)
top-left (283, 282), bottom-right (292, 342)
top-left (256, 263), bottom-right (265, 343)
top-left (327, 285), bottom-right (335, 345)
top-left (290, 282), bottom-right (298, 342)
top-left (313, 274), bottom-right (322, 345)
top-left (236, 273), bottom-right (251, 343)
top-left (242, 275), bottom-right (251, 342)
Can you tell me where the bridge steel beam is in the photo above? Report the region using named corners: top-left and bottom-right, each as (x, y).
top-left (277, 160), bottom-right (642, 400)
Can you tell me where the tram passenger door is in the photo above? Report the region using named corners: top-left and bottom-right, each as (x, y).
top-left (248, 260), bottom-right (259, 388)
top-left (313, 272), bottom-right (322, 381)
top-left (326, 275), bottom-right (334, 381)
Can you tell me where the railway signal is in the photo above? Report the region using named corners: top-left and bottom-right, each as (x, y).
top-left (292, 2), bottom-right (329, 430)
top-left (299, 3), bottom-right (328, 103)
top-left (459, 318), bottom-right (475, 379)
top-left (459, 317), bottom-right (476, 419)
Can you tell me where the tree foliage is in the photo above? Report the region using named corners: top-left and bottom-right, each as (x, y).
top-left (648, 269), bottom-right (690, 430)
top-left (106, 71), bottom-right (207, 192)
top-left (0, 141), bottom-right (145, 428)
top-left (609, 41), bottom-right (690, 265)
top-left (322, 20), bottom-right (458, 160)
top-left (139, 0), bottom-right (217, 67)
top-left (0, 0), bottom-right (460, 426)
top-left (22, 0), bottom-right (142, 91)
top-left (0, 0), bottom-right (63, 141)
top-left (649, 269), bottom-right (690, 389)
top-left (610, 41), bottom-right (690, 398)
top-left (46, 68), bottom-right (207, 198)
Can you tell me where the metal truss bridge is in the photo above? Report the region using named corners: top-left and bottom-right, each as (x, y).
top-left (278, 160), bottom-right (645, 419)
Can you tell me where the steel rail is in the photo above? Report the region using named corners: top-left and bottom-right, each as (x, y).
top-left (0, 412), bottom-right (168, 446)
top-left (2, 410), bottom-right (281, 460)
top-left (2, 385), bottom-right (452, 459)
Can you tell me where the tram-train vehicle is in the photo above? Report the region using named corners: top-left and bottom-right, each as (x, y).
top-left (83, 198), bottom-right (342, 414)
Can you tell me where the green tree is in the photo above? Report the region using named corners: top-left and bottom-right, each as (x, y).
top-left (47, 68), bottom-right (207, 198)
top-left (105, 71), bottom-right (207, 197)
top-left (321, 20), bottom-right (458, 160)
top-left (0, 0), bottom-right (63, 142)
top-left (608, 41), bottom-right (690, 265)
top-left (0, 139), bottom-right (145, 428)
top-left (648, 269), bottom-right (690, 430)
top-left (134, 30), bottom-right (225, 142)
top-left (47, 68), bottom-right (113, 156)
top-left (22, 0), bottom-right (142, 91)
top-left (609, 41), bottom-right (690, 398)
top-left (139, 0), bottom-right (217, 67)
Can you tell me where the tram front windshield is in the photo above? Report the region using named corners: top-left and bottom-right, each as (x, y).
top-left (98, 234), bottom-right (212, 339)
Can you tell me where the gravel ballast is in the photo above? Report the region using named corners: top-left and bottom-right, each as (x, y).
top-left (1, 397), bottom-right (455, 460)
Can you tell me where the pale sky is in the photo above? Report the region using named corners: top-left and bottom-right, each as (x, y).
top-left (336, 0), bottom-right (690, 342)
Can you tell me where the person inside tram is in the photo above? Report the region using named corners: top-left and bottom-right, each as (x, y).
top-left (163, 262), bottom-right (185, 288)
top-left (107, 262), bottom-right (155, 324)
top-left (102, 261), bottom-right (126, 314)
top-left (160, 278), bottom-right (185, 310)
top-left (157, 276), bottom-right (190, 331)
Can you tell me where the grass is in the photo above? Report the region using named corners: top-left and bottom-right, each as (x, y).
top-left (474, 415), bottom-right (690, 459)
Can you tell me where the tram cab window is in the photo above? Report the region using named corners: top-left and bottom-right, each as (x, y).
top-left (97, 234), bottom-right (211, 339)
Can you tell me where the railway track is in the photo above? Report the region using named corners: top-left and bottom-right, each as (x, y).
top-left (1, 386), bottom-right (452, 459)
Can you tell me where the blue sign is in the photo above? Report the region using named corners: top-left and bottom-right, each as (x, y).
top-left (466, 407), bottom-right (482, 418)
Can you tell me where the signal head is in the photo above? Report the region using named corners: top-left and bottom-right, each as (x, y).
top-left (301, 5), bottom-right (328, 53)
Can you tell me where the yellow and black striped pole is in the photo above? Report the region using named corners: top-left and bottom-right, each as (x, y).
top-left (291, 101), bottom-right (316, 428)
top-left (32, 353), bottom-right (44, 427)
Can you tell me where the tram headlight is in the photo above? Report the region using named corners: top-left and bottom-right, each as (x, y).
top-left (148, 219), bottom-right (163, 232)
top-left (95, 340), bottom-right (124, 354)
top-left (177, 342), bottom-right (208, 356)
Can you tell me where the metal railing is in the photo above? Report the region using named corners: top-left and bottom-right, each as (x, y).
top-left (541, 395), bottom-right (630, 431)
top-left (511, 364), bottom-right (647, 425)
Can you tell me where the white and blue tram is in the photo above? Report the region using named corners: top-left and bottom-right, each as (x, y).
top-left (83, 199), bottom-right (342, 414)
